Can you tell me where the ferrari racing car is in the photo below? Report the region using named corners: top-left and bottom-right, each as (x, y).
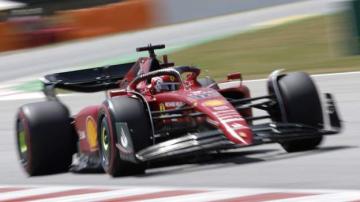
top-left (15, 44), bottom-right (342, 176)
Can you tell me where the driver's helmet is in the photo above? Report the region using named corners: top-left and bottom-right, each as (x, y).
top-left (150, 75), bottom-right (180, 93)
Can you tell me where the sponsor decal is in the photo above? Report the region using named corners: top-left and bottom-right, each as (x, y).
top-left (203, 99), bottom-right (225, 107)
top-left (221, 120), bottom-right (247, 144)
top-left (212, 105), bottom-right (230, 111)
top-left (78, 131), bottom-right (86, 140)
top-left (230, 122), bottom-right (246, 130)
top-left (120, 127), bottom-right (129, 148)
top-left (159, 103), bottom-right (166, 111)
top-left (213, 109), bottom-right (249, 143)
top-left (159, 102), bottom-right (185, 110)
top-left (86, 116), bottom-right (98, 150)
top-left (164, 102), bottom-right (184, 108)
top-left (188, 89), bottom-right (219, 99)
top-left (214, 109), bottom-right (244, 123)
top-left (115, 123), bottom-right (134, 154)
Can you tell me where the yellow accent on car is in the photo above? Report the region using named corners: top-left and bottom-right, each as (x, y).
top-left (86, 117), bottom-right (98, 150)
top-left (203, 99), bottom-right (225, 107)
top-left (159, 103), bottom-right (166, 111)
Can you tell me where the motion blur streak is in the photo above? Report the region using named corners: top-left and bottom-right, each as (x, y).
top-left (0, 0), bottom-right (344, 82)
top-left (0, 0), bottom-right (358, 200)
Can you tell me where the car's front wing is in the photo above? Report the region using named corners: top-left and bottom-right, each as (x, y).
top-left (136, 93), bottom-right (342, 162)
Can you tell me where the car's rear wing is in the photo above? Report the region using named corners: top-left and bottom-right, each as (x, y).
top-left (41, 62), bottom-right (135, 99)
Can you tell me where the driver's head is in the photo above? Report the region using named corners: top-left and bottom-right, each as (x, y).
top-left (151, 75), bottom-right (179, 93)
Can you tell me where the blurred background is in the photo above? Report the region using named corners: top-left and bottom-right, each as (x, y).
top-left (0, 0), bottom-right (359, 194)
top-left (0, 0), bottom-right (359, 80)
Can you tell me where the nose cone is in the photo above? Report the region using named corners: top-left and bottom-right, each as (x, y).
top-left (212, 107), bottom-right (253, 145)
top-left (198, 99), bottom-right (253, 145)
top-left (180, 88), bottom-right (253, 145)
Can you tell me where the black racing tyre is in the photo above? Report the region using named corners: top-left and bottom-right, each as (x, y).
top-left (15, 101), bottom-right (76, 176)
top-left (276, 72), bottom-right (324, 152)
top-left (98, 96), bottom-right (152, 177)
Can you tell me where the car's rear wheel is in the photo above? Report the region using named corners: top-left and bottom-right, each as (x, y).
top-left (15, 101), bottom-right (76, 176)
top-left (98, 96), bottom-right (152, 177)
top-left (272, 72), bottom-right (324, 152)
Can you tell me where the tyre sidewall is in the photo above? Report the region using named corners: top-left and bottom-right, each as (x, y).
top-left (98, 106), bottom-right (121, 176)
top-left (98, 96), bottom-right (152, 176)
top-left (275, 72), bottom-right (324, 152)
top-left (15, 101), bottom-right (75, 176)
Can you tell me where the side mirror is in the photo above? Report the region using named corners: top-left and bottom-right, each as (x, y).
top-left (227, 73), bottom-right (242, 81)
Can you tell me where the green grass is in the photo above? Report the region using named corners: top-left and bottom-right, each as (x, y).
top-left (13, 80), bottom-right (42, 92)
top-left (11, 13), bottom-right (360, 92)
top-left (169, 14), bottom-right (360, 80)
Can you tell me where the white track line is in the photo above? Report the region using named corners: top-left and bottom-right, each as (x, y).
top-left (311, 70), bottom-right (360, 77)
top-left (243, 71), bottom-right (360, 84)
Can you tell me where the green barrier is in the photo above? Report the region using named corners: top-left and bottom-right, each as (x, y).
top-left (348, 0), bottom-right (360, 54)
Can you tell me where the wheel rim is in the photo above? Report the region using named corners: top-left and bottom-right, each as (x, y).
top-left (100, 117), bottom-right (110, 168)
top-left (16, 119), bottom-right (28, 165)
top-left (102, 127), bottom-right (109, 153)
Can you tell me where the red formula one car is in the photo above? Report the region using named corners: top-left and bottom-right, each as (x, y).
top-left (15, 44), bottom-right (342, 176)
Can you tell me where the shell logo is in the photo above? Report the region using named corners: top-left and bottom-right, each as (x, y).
top-left (86, 116), bottom-right (98, 150)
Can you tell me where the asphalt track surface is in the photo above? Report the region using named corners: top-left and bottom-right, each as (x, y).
top-left (0, 71), bottom-right (359, 190)
top-left (0, 0), bottom-right (358, 191)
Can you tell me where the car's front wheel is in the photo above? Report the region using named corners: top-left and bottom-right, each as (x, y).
top-left (98, 96), bottom-right (152, 177)
top-left (270, 72), bottom-right (324, 152)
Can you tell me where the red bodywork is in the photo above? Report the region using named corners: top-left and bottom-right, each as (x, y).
top-left (74, 57), bottom-right (253, 154)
